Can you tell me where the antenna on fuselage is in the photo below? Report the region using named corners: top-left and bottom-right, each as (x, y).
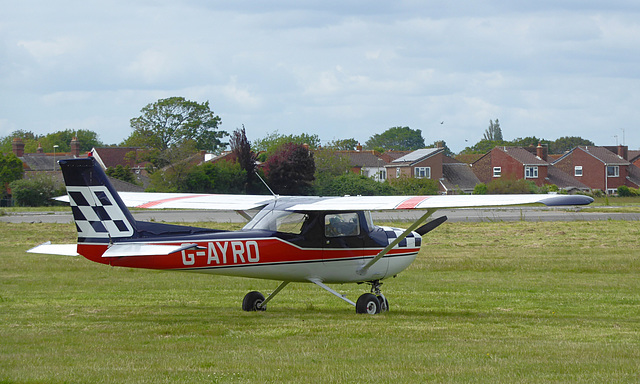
top-left (256, 172), bottom-right (278, 198)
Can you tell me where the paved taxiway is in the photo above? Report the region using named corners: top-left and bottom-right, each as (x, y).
top-left (2, 207), bottom-right (639, 224)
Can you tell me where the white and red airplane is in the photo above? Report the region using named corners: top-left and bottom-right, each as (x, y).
top-left (29, 158), bottom-right (593, 314)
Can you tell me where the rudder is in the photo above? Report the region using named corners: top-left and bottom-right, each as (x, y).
top-left (59, 157), bottom-right (137, 241)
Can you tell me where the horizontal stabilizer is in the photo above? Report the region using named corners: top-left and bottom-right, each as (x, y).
top-left (101, 243), bottom-right (199, 258)
top-left (416, 216), bottom-right (448, 235)
top-left (27, 242), bottom-right (79, 256)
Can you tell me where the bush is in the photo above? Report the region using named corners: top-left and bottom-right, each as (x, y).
top-left (486, 177), bottom-right (537, 194)
top-left (388, 177), bottom-right (439, 195)
top-left (315, 173), bottom-right (395, 196)
top-left (617, 185), bottom-right (639, 197)
top-left (10, 175), bottom-right (66, 207)
top-left (473, 183), bottom-right (487, 195)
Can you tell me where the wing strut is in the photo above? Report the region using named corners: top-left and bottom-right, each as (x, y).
top-left (357, 209), bottom-right (437, 275)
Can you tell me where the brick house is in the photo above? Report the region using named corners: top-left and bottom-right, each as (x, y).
top-left (472, 144), bottom-right (588, 192)
top-left (552, 145), bottom-right (640, 194)
top-left (386, 148), bottom-right (445, 181)
top-left (385, 147), bottom-right (480, 194)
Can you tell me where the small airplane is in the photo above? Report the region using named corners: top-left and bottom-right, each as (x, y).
top-left (29, 157), bottom-right (593, 314)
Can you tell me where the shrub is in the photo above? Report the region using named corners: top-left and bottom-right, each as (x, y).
top-left (316, 173), bottom-right (395, 196)
top-left (388, 176), bottom-right (439, 195)
top-left (10, 175), bottom-right (66, 207)
top-left (473, 183), bottom-right (487, 195)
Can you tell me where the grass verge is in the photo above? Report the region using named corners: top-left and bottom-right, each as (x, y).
top-left (1, 220), bottom-right (639, 383)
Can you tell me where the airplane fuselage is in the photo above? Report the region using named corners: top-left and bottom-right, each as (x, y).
top-left (78, 226), bottom-right (421, 284)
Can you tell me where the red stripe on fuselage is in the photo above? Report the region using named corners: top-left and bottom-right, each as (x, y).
top-left (395, 196), bottom-right (430, 209)
top-left (136, 195), bottom-right (209, 208)
top-left (76, 238), bottom-right (420, 271)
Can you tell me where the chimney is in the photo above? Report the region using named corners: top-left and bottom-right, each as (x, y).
top-left (37, 143), bottom-right (44, 154)
top-left (70, 137), bottom-right (80, 157)
top-left (536, 142), bottom-right (547, 161)
top-left (12, 137), bottom-right (25, 157)
top-left (356, 143), bottom-right (362, 151)
top-left (618, 145), bottom-right (628, 160)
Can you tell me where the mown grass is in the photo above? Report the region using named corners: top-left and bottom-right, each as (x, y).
top-left (1, 220), bottom-right (639, 383)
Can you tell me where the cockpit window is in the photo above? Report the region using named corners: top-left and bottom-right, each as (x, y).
top-left (325, 212), bottom-right (360, 238)
top-left (276, 212), bottom-right (308, 234)
top-left (243, 209), bottom-right (309, 235)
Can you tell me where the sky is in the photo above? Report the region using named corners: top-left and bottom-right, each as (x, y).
top-left (2, 1), bottom-right (639, 153)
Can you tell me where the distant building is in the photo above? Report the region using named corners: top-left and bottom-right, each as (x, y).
top-left (552, 145), bottom-right (640, 194)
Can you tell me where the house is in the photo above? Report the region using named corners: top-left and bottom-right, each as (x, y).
top-left (8, 137), bottom-right (145, 194)
top-left (386, 147), bottom-right (445, 181)
top-left (552, 145), bottom-right (640, 194)
top-left (339, 150), bottom-right (388, 182)
top-left (385, 147), bottom-right (480, 194)
top-left (441, 161), bottom-right (481, 194)
top-left (472, 144), bottom-right (588, 192)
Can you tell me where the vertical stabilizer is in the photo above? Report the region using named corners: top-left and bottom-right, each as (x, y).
top-left (59, 158), bottom-right (137, 241)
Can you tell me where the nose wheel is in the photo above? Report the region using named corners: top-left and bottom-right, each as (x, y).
top-left (355, 280), bottom-right (389, 314)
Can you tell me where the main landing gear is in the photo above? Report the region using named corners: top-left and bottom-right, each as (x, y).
top-left (241, 280), bottom-right (389, 315)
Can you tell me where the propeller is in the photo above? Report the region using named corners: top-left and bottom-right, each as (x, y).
top-left (416, 215), bottom-right (448, 235)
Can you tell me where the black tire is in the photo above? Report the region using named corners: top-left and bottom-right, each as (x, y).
top-left (242, 291), bottom-right (266, 311)
top-left (377, 295), bottom-right (389, 312)
top-left (356, 293), bottom-right (381, 314)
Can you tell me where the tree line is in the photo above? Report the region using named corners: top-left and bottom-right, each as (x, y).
top-left (1, 97), bottom-right (599, 205)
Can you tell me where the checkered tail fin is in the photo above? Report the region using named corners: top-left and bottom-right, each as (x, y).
top-left (59, 157), bottom-right (138, 242)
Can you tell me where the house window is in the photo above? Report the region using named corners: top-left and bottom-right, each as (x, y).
top-left (493, 167), bottom-right (501, 178)
top-left (414, 167), bottom-right (431, 179)
top-left (396, 167), bottom-right (401, 178)
top-left (574, 166), bottom-right (583, 177)
top-left (525, 166), bottom-right (538, 178)
top-left (378, 169), bottom-right (386, 181)
top-left (607, 165), bottom-right (619, 177)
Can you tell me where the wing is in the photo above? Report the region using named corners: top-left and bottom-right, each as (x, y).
top-left (284, 194), bottom-right (593, 211)
top-left (54, 192), bottom-right (592, 211)
top-left (57, 192), bottom-right (277, 210)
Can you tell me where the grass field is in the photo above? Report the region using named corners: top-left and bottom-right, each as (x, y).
top-left (1, 220), bottom-right (639, 383)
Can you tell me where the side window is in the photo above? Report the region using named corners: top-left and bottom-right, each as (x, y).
top-left (325, 213), bottom-right (360, 238)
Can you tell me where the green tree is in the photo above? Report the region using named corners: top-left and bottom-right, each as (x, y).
top-left (124, 97), bottom-right (227, 152)
top-left (365, 127), bottom-right (425, 151)
top-left (460, 139), bottom-right (507, 154)
top-left (1, 129), bottom-right (104, 153)
top-left (326, 138), bottom-right (359, 150)
top-left (264, 143), bottom-right (315, 195)
top-left (550, 136), bottom-right (595, 154)
top-left (253, 131), bottom-right (321, 160)
top-left (10, 174), bottom-right (65, 206)
top-left (426, 140), bottom-right (453, 157)
top-left (313, 149), bottom-right (352, 192)
top-left (483, 119), bottom-right (503, 141)
top-left (185, 161), bottom-right (247, 194)
top-left (106, 165), bottom-right (138, 185)
top-left (0, 153), bottom-right (24, 198)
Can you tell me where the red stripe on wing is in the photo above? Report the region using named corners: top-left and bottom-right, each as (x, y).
top-left (136, 195), bottom-right (208, 208)
top-left (395, 196), bottom-right (430, 209)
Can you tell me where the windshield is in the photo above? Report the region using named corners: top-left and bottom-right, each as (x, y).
top-left (243, 209), bottom-right (309, 234)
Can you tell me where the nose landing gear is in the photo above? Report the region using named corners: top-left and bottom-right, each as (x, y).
top-left (355, 280), bottom-right (388, 314)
